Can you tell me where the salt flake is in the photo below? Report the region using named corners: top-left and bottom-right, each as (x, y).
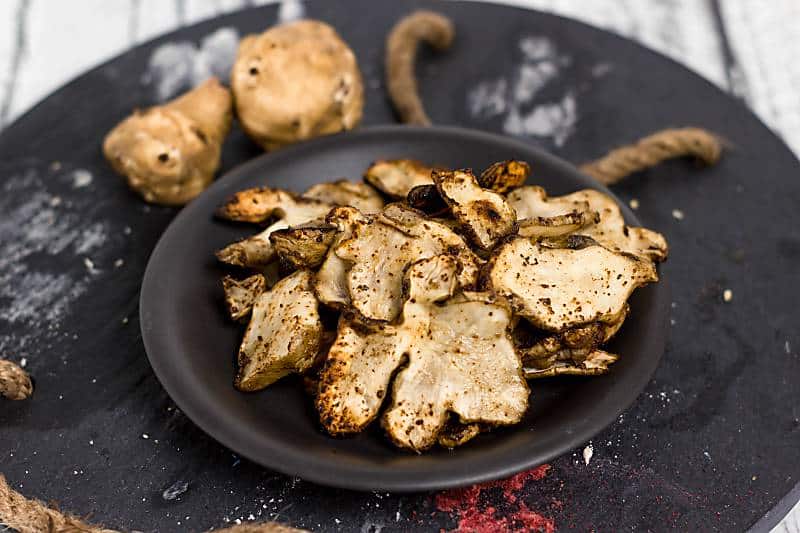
top-left (583, 444), bottom-right (593, 465)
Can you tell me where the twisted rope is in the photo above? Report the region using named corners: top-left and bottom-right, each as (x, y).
top-left (0, 359), bottom-right (32, 400)
top-left (579, 127), bottom-right (722, 185)
top-left (385, 10), bottom-right (454, 125)
top-left (0, 475), bottom-right (305, 532)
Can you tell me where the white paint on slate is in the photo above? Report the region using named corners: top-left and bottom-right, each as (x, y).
top-left (468, 35), bottom-right (577, 146)
top-left (144, 27), bottom-right (239, 102)
top-left (483, 0), bottom-right (727, 88)
top-left (0, 170), bottom-right (110, 360)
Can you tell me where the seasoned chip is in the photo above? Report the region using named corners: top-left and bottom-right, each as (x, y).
top-left (303, 180), bottom-right (384, 213)
top-left (524, 349), bottom-right (620, 379)
top-left (508, 186), bottom-right (668, 261)
top-left (317, 255), bottom-right (528, 451)
top-left (514, 306), bottom-right (627, 378)
top-left (270, 222), bottom-right (338, 269)
top-left (215, 187), bottom-right (333, 268)
top-left (364, 159), bottom-right (435, 198)
top-left (406, 184), bottom-right (449, 216)
top-left (332, 204), bottom-right (481, 322)
top-left (235, 270), bottom-right (322, 391)
top-left (314, 206), bottom-right (369, 308)
top-left (433, 169), bottom-right (517, 250)
top-left (478, 160), bottom-right (530, 193)
top-left (487, 237), bottom-right (657, 332)
top-left (221, 273), bottom-right (267, 322)
top-left (517, 209), bottom-right (599, 241)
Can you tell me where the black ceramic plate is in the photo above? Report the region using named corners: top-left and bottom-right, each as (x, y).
top-left (140, 125), bottom-right (669, 491)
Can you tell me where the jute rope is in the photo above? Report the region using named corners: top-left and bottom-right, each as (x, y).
top-left (579, 127), bottom-right (723, 185)
top-left (385, 10), bottom-right (455, 125)
top-left (0, 475), bottom-right (306, 532)
top-left (0, 359), bottom-right (32, 401)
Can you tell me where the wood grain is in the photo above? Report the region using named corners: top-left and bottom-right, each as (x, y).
top-left (719, 0), bottom-right (800, 160)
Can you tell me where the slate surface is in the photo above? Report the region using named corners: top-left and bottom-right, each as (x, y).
top-left (0, 1), bottom-right (798, 531)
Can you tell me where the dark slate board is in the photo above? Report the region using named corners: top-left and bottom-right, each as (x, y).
top-left (1, 1), bottom-right (798, 531)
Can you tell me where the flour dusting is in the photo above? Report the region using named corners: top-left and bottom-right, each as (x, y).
top-left (144, 27), bottom-right (240, 102)
top-left (467, 36), bottom-right (589, 147)
top-left (277, 0), bottom-right (305, 23)
top-left (0, 168), bottom-right (112, 362)
top-left (504, 92), bottom-right (577, 147)
top-left (468, 79), bottom-right (507, 118)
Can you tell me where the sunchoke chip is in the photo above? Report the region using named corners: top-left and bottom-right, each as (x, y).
top-left (478, 160), bottom-right (530, 194)
top-left (364, 159), bottom-right (436, 198)
top-left (433, 169), bottom-right (517, 250)
top-left (215, 187), bottom-right (334, 267)
top-left (508, 186), bottom-right (668, 262)
top-left (235, 270), bottom-right (322, 391)
top-left (317, 255), bottom-right (529, 451)
top-left (314, 206), bottom-right (369, 309)
top-left (270, 222), bottom-right (338, 270)
top-left (514, 306), bottom-right (627, 378)
top-left (325, 204), bottom-right (481, 322)
top-left (231, 20), bottom-right (364, 150)
top-left (103, 78), bottom-right (232, 205)
top-left (488, 237), bottom-right (657, 332)
top-left (222, 273), bottom-right (267, 321)
top-left (214, 159), bottom-right (671, 451)
top-left (302, 180), bottom-right (384, 214)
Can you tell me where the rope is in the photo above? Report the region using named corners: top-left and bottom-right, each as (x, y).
top-left (385, 10), bottom-right (454, 125)
top-left (579, 127), bottom-right (722, 185)
top-left (0, 359), bottom-right (32, 400)
top-left (0, 475), bottom-right (306, 533)
top-left (0, 474), bottom-right (116, 533)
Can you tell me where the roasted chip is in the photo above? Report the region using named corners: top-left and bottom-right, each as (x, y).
top-left (364, 159), bottom-right (436, 198)
top-left (524, 349), bottom-right (620, 378)
top-left (331, 204), bottom-right (481, 322)
top-left (216, 188), bottom-right (333, 268)
top-left (406, 184), bottom-right (449, 216)
top-left (270, 222), bottom-right (338, 269)
top-left (508, 186), bottom-right (668, 262)
top-left (303, 180), bottom-right (384, 213)
top-left (478, 160), bottom-right (530, 193)
top-left (487, 237), bottom-right (657, 332)
top-left (514, 306), bottom-right (627, 378)
top-left (433, 169), bottom-right (517, 250)
top-left (517, 209), bottom-right (599, 241)
top-left (317, 255), bottom-right (528, 451)
top-left (222, 273), bottom-right (267, 321)
top-left (314, 206), bottom-right (369, 308)
top-left (235, 270), bottom-right (322, 391)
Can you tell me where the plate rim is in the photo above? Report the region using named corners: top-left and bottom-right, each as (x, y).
top-left (140, 124), bottom-right (669, 491)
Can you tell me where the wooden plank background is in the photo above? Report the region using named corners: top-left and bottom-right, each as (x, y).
top-left (0, 1), bottom-right (796, 531)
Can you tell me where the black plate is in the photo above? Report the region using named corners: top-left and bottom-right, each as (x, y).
top-left (140, 125), bottom-right (669, 491)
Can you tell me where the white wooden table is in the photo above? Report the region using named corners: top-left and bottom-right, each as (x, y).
top-left (0, 1), bottom-right (797, 530)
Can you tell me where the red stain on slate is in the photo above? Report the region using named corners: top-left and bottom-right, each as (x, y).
top-left (435, 465), bottom-right (555, 532)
